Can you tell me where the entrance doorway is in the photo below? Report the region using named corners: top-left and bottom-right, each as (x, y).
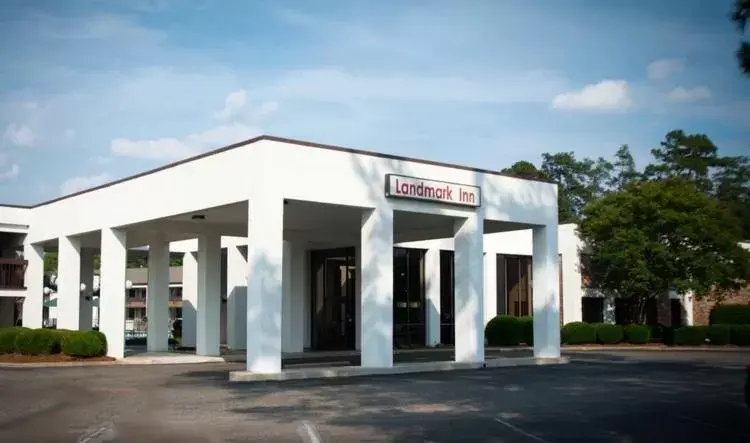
top-left (393, 247), bottom-right (426, 348)
top-left (310, 247), bottom-right (356, 350)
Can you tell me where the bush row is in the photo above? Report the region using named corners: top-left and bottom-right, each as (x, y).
top-left (0, 327), bottom-right (108, 357)
top-left (484, 316), bottom-right (750, 347)
top-left (560, 322), bottom-right (651, 345)
top-left (709, 304), bottom-right (750, 326)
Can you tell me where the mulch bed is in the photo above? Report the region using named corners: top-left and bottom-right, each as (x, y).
top-left (0, 354), bottom-right (116, 364)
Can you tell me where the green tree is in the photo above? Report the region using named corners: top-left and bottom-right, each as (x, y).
top-left (714, 155), bottom-right (750, 239)
top-left (732, 0), bottom-right (750, 74)
top-left (578, 177), bottom-right (750, 323)
top-left (608, 145), bottom-right (641, 189)
top-left (502, 161), bottom-right (548, 180)
top-left (541, 152), bottom-right (613, 223)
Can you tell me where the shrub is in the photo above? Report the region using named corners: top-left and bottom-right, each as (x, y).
top-left (485, 316), bottom-right (524, 346)
top-left (673, 326), bottom-right (708, 346)
top-left (561, 322), bottom-right (597, 345)
top-left (624, 324), bottom-right (651, 344)
top-left (0, 327), bottom-right (28, 354)
top-left (61, 330), bottom-right (107, 357)
top-left (709, 304), bottom-right (750, 325)
top-left (706, 325), bottom-right (732, 345)
top-left (595, 324), bottom-right (624, 344)
top-left (518, 316), bottom-right (534, 346)
top-left (731, 325), bottom-right (750, 346)
top-left (15, 328), bottom-right (62, 355)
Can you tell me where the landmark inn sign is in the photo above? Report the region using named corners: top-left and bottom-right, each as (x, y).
top-left (385, 174), bottom-right (481, 207)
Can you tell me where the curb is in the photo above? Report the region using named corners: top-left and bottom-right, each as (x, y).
top-left (560, 346), bottom-right (750, 352)
top-left (0, 360), bottom-right (118, 368)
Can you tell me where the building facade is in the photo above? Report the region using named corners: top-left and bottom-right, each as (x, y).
top-left (0, 135), bottom-right (563, 374)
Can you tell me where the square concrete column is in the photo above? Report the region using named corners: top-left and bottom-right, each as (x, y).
top-left (22, 243), bottom-right (44, 328)
top-left (483, 252), bottom-right (497, 327)
top-left (454, 214), bottom-right (484, 364)
top-left (360, 207), bottom-right (394, 368)
top-left (246, 195), bottom-right (284, 373)
top-left (287, 242), bottom-right (306, 353)
top-left (424, 248), bottom-right (441, 347)
top-left (147, 235), bottom-right (170, 352)
top-left (100, 228), bottom-right (127, 359)
top-left (181, 251), bottom-right (198, 348)
top-left (197, 233), bottom-right (221, 356)
top-left (354, 245), bottom-right (362, 350)
top-left (532, 224), bottom-right (561, 359)
top-left (57, 236), bottom-right (82, 330)
top-left (281, 241), bottom-right (293, 352)
top-left (79, 248), bottom-right (95, 330)
top-left (226, 245), bottom-right (247, 350)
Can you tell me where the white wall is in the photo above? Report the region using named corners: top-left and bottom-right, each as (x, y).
top-left (0, 205), bottom-right (30, 234)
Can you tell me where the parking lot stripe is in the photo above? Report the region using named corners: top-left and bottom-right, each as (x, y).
top-left (494, 417), bottom-right (550, 442)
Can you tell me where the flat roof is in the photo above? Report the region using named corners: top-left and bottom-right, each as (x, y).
top-left (2, 134), bottom-right (555, 209)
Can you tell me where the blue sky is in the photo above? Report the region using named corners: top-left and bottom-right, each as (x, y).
top-left (0, 0), bottom-right (748, 205)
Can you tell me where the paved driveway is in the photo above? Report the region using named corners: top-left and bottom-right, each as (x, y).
top-left (0, 351), bottom-right (748, 442)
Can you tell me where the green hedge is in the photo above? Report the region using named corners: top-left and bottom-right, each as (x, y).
top-left (0, 327), bottom-right (108, 357)
top-left (706, 325), bottom-right (732, 345)
top-left (624, 324), bottom-right (651, 344)
top-left (485, 316), bottom-right (529, 346)
top-left (561, 322), bottom-right (596, 344)
top-left (0, 327), bottom-right (28, 354)
top-left (61, 330), bottom-right (107, 357)
top-left (595, 324), bottom-right (624, 344)
top-left (709, 305), bottom-right (750, 325)
top-left (730, 325), bottom-right (750, 346)
top-left (673, 326), bottom-right (708, 346)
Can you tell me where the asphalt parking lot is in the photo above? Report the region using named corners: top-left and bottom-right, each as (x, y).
top-left (0, 351), bottom-right (748, 442)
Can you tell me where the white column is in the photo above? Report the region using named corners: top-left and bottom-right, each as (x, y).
top-left (79, 248), bottom-right (95, 330)
top-left (100, 228), bottom-right (127, 359)
top-left (22, 243), bottom-right (44, 328)
top-left (196, 233), bottom-right (221, 356)
top-left (56, 236), bottom-right (81, 330)
top-left (360, 207), bottom-right (394, 368)
top-left (453, 214), bottom-right (484, 364)
top-left (424, 248), bottom-right (441, 347)
top-left (354, 245), bottom-right (362, 350)
top-left (289, 243), bottom-right (306, 353)
top-left (180, 251), bottom-right (198, 348)
top-left (532, 224), bottom-right (561, 359)
top-left (147, 235), bottom-right (170, 352)
top-left (226, 245), bottom-right (248, 350)
top-left (683, 292), bottom-right (694, 326)
top-left (602, 296), bottom-right (616, 324)
top-left (484, 252), bottom-right (497, 327)
top-left (281, 240), bottom-right (293, 352)
top-left (246, 195), bottom-right (284, 373)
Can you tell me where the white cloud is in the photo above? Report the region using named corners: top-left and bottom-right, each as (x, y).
top-left (551, 80), bottom-right (632, 111)
top-left (111, 123), bottom-right (262, 161)
top-left (59, 172), bottom-right (112, 196)
top-left (3, 123), bottom-right (37, 146)
top-left (0, 164), bottom-right (20, 181)
top-left (647, 58), bottom-right (685, 80)
top-left (214, 89), bottom-right (247, 121)
top-left (667, 86), bottom-right (712, 103)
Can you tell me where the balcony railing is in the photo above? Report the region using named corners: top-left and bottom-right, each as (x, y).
top-left (0, 258), bottom-right (27, 290)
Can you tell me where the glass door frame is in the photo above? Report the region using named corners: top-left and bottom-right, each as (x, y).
top-left (309, 246), bottom-right (356, 350)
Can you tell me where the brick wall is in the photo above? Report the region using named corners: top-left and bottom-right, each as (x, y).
top-left (692, 285), bottom-right (750, 325)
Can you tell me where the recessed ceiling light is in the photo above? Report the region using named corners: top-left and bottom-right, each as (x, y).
top-left (191, 214), bottom-right (206, 220)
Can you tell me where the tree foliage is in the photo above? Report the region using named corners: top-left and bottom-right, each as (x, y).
top-left (578, 178), bottom-right (750, 321)
top-left (732, 0), bottom-right (750, 74)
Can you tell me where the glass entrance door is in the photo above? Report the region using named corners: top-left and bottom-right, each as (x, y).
top-left (393, 247), bottom-right (426, 348)
top-left (310, 247), bottom-right (356, 350)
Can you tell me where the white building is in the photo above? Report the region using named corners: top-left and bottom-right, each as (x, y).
top-left (0, 135), bottom-right (563, 374)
